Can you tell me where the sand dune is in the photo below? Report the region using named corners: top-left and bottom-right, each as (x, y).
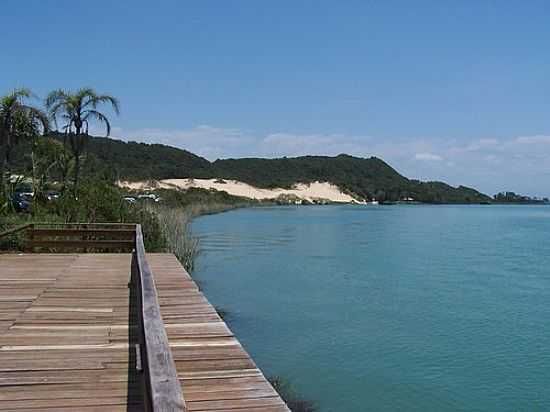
top-left (120, 178), bottom-right (363, 203)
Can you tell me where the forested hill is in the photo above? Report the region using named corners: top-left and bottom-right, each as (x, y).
top-left (67, 134), bottom-right (491, 203)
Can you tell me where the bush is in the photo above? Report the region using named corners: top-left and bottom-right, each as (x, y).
top-left (1, 178), bottom-right (166, 253)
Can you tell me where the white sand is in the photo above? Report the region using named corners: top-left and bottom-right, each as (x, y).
top-left (119, 178), bottom-right (363, 203)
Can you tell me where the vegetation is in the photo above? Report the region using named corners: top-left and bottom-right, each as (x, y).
top-left (150, 205), bottom-right (199, 272)
top-left (212, 155), bottom-right (491, 203)
top-left (40, 134), bottom-right (492, 203)
top-left (45, 88), bottom-right (119, 192)
top-left (0, 88), bottom-right (49, 201)
top-left (0, 178), bottom-right (165, 251)
top-left (493, 191), bottom-right (549, 204)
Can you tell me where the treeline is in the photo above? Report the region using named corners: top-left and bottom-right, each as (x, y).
top-left (493, 191), bottom-right (549, 204)
top-left (31, 133), bottom-right (491, 203)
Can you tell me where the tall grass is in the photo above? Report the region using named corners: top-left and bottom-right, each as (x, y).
top-left (151, 205), bottom-right (199, 272)
top-left (150, 202), bottom-right (241, 273)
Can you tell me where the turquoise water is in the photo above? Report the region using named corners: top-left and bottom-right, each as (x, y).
top-left (191, 205), bottom-right (550, 412)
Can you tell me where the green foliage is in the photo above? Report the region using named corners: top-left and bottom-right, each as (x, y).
top-left (45, 88), bottom-right (119, 191)
top-left (29, 138), bottom-right (64, 200)
top-left (40, 179), bottom-right (127, 222)
top-left (211, 155), bottom-right (491, 203)
top-left (50, 134), bottom-right (491, 203)
top-left (0, 88), bottom-right (49, 197)
top-left (153, 187), bottom-right (256, 208)
top-left (0, 213), bottom-right (31, 251)
top-left (150, 205), bottom-right (199, 272)
top-left (27, 178), bottom-right (165, 251)
top-left (74, 134), bottom-right (212, 181)
top-left (493, 191), bottom-right (549, 204)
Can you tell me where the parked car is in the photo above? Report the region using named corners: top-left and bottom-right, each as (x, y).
top-left (137, 193), bottom-right (161, 203)
top-left (11, 192), bottom-right (33, 213)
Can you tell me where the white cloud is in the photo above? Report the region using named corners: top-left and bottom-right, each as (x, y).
top-left (414, 153), bottom-right (443, 161)
top-left (514, 135), bottom-right (550, 145)
top-left (108, 124), bottom-right (550, 197)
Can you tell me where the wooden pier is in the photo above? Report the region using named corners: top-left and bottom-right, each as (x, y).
top-left (0, 224), bottom-right (289, 411)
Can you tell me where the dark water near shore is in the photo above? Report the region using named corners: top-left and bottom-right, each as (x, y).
top-left (191, 205), bottom-right (550, 411)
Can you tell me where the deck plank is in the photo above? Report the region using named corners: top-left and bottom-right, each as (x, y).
top-left (148, 253), bottom-right (289, 411)
top-left (0, 253), bottom-right (288, 411)
top-left (0, 254), bottom-right (142, 410)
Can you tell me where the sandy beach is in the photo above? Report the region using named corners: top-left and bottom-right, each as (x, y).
top-left (119, 178), bottom-right (363, 203)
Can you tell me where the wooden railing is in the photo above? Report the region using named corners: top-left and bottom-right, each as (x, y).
top-left (131, 224), bottom-right (186, 411)
top-left (30, 222), bottom-right (136, 252)
top-left (0, 222), bottom-right (136, 252)
top-left (0, 222), bottom-right (186, 411)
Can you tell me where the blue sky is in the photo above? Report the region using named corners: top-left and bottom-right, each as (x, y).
top-left (2, 1), bottom-right (550, 196)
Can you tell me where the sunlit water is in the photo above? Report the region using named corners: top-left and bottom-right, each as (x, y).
top-left (191, 205), bottom-right (550, 411)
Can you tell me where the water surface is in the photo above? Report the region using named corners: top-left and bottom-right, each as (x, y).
top-left (191, 205), bottom-right (550, 411)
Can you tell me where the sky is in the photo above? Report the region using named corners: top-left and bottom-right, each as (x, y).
top-left (1, 1), bottom-right (550, 196)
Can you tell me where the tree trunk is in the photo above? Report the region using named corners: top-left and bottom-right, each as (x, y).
top-left (31, 139), bottom-right (39, 200)
top-left (0, 123), bottom-right (8, 198)
top-left (60, 133), bottom-right (68, 192)
top-left (72, 127), bottom-right (81, 195)
top-left (74, 153), bottom-right (80, 193)
top-left (5, 144), bottom-right (13, 194)
top-left (0, 145), bottom-right (6, 199)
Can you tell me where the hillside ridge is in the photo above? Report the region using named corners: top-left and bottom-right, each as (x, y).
top-left (50, 134), bottom-right (491, 203)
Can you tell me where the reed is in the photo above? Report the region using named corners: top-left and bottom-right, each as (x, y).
top-left (150, 202), bottom-right (241, 272)
top-left (151, 205), bottom-right (199, 272)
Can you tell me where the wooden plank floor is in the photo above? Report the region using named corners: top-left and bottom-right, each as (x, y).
top-left (0, 253), bottom-right (289, 411)
top-left (0, 253), bottom-right (141, 412)
top-left (146, 253), bottom-right (289, 412)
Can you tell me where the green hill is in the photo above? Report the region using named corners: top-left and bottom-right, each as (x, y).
top-left (24, 133), bottom-right (491, 203)
top-left (211, 155), bottom-right (489, 203)
top-left (85, 135), bottom-right (490, 203)
top-left (84, 136), bottom-right (213, 180)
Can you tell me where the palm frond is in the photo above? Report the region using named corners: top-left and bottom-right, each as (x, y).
top-left (83, 109), bottom-right (112, 136)
top-left (11, 88), bottom-right (34, 100)
top-left (93, 95), bottom-right (120, 115)
top-left (45, 89), bottom-right (68, 108)
top-left (25, 106), bottom-right (50, 134)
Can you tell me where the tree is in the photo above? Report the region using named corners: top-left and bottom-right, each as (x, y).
top-left (45, 88), bottom-right (119, 192)
top-left (30, 138), bottom-right (65, 201)
top-left (0, 88), bottom-right (49, 197)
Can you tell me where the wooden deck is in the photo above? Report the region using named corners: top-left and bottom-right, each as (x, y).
top-left (0, 253), bottom-right (289, 411)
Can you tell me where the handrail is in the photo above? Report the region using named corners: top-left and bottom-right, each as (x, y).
top-left (6, 223), bottom-right (136, 252)
top-left (132, 224), bottom-right (186, 411)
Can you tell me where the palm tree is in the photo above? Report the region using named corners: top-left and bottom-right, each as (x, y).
top-left (0, 88), bottom-right (49, 197)
top-left (45, 88), bottom-right (119, 192)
